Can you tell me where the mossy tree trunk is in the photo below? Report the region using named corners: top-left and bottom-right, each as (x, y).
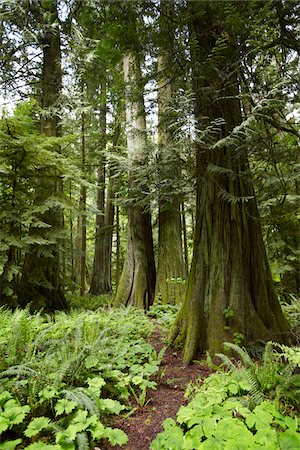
top-left (114, 51), bottom-right (155, 309)
top-left (18, 0), bottom-right (67, 312)
top-left (155, 0), bottom-right (186, 305)
top-left (89, 78), bottom-right (109, 295)
top-left (171, 1), bottom-right (290, 362)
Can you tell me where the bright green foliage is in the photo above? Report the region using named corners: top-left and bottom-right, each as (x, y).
top-left (148, 304), bottom-right (180, 329)
top-left (0, 306), bottom-right (160, 447)
top-left (0, 391), bottom-right (30, 432)
top-left (151, 343), bottom-right (300, 450)
top-left (217, 342), bottom-right (300, 410)
top-left (0, 102), bottom-right (79, 304)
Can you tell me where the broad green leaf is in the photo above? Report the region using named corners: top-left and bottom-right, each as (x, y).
top-left (184, 424), bottom-right (204, 449)
top-left (25, 443), bottom-right (61, 450)
top-left (2, 403), bottom-right (30, 426)
top-left (0, 439), bottom-right (22, 450)
top-left (24, 417), bottom-right (51, 438)
top-left (90, 422), bottom-right (106, 439)
top-left (199, 436), bottom-right (223, 449)
top-left (105, 427), bottom-right (128, 446)
top-left (100, 399), bottom-right (124, 414)
top-left (254, 428), bottom-right (278, 447)
top-left (87, 376), bottom-right (106, 391)
top-left (0, 416), bottom-right (10, 433)
top-left (277, 429), bottom-right (300, 449)
top-left (39, 386), bottom-right (58, 402)
top-left (202, 416), bottom-right (216, 438)
top-left (55, 399), bottom-right (77, 416)
top-left (0, 391), bottom-right (12, 407)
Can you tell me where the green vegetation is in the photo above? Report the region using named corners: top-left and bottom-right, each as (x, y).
top-left (0, 306), bottom-right (161, 448)
top-left (151, 342), bottom-right (300, 450)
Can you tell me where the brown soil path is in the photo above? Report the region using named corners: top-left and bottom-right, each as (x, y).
top-left (101, 325), bottom-right (211, 450)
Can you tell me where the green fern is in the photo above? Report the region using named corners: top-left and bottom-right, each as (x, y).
top-left (76, 432), bottom-right (89, 450)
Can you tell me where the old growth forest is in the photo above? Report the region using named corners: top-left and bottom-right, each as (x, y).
top-left (0, 0), bottom-right (299, 449)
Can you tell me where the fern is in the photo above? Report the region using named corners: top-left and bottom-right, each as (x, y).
top-left (63, 388), bottom-right (99, 416)
top-left (76, 432), bottom-right (89, 450)
top-left (223, 342), bottom-right (255, 369)
top-left (241, 367), bottom-right (263, 405)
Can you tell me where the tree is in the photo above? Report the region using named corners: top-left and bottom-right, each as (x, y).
top-left (171, 0), bottom-right (290, 363)
top-left (17, 0), bottom-right (68, 311)
top-left (114, 4), bottom-right (155, 308)
top-left (155, 0), bottom-right (186, 305)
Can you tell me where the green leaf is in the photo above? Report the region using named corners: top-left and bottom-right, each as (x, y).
top-left (100, 399), bottom-right (124, 414)
top-left (89, 422), bottom-right (106, 440)
top-left (202, 416), bottom-right (216, 438)
top-left (2, 402), bottom-right (30, 426)
top-left (199, 436), bottom-right (223, 449)
top-left (0, 439), bottom-right (22, 450)
top-left (24, 417), bottom-right (51, 438)
top-left (253, 427), bottom-right (278, 447)
top-left (55, 399), bottom-right (77, 416)
top-left (0, 391), bottom-right (12, 407)
top-left (39, 386), bottom-right (58, 402)
top-left (87, 376), bottom-right (106, 391)
top-left (184, 424), bottom-right (204, 449)
top-left (0, 416), bottom-right (10, 433)
top-left (25, 443), bottom-right (62, 450)
top-left (105, 427), bottom-right (128, 446)
top-left (277, 430), bottom-right (300, 449)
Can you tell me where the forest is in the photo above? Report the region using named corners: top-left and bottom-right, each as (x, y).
top-left (0, 0), bottom-right (299, 448)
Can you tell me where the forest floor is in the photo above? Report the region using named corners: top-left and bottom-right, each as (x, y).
top-left (101, 324), bottom-right (211, 450)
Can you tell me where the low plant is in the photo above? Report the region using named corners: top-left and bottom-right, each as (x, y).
top-left (151, 342), bottom-right (300, 450)
top-left (148, 304), bottom-right (180, 329)
top-left (0, 305), bottom-right (161, 448)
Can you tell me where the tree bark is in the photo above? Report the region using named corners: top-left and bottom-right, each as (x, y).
top-left (79, 109), bottom-right (87, 296)
top-left (18, 0), bottom-right (67, 312)
top-left (155, 0), bottom-right (186, 305)
top-left (89, 94), bottom-right (121, 295)
top-left (114, 52), bottom-right (155, 309)
top-left (171, 0), bottom-right (290, 362)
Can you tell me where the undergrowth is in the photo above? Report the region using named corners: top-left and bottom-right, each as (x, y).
top-left (151, 341), bottom-right (300, 450)
top-left (0, 306), bottom-right (162, 449)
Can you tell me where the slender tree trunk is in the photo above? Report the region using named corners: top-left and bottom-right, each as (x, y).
top-left (89, 78), bottom-right (109, 295)
top-left (18, 0), bottom-right (67, 311)
top-left (181, 202), bottom-right (189, 276)
top-left (155, 0), bottom-right (185, 305)
top-left (114, 52), bottom-right (155, 309)
top-left (115, 204), bottom-right (121, 287)
top-left (80, 110), bottom-right (87, 296)
top-left (171, 1), bottom-right (290, 362)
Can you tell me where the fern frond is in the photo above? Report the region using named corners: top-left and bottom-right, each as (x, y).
top-left (63, 388), bottom-right (99, 416)
top-left (215, 353), bottom-right (238, 372)
top-left (76, 432), bottom-right (89, 450)
top-left (0, 364), bottom-right (37, 379)
top-left (218, 188), bottom-right (254, 204)
top-left (241, 367), bottom-right (263, 405)
top-left (223, 342), bottom-right (255, 368)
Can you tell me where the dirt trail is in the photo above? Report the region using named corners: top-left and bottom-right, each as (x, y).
top-left (101, 326), bottom-right (210, 450)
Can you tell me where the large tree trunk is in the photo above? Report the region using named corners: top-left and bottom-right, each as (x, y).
top-left (114, 52), bottom-right (155, 309)
top-left (155, 0), bottom-right (186, 305)
top-left (171, 1), bottom-right (289, 362)
top-left (18, 1), bottom-right (67, 312)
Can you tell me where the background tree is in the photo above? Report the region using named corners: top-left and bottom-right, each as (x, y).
top-left (16, 0), bottom-right (67, 311)
top-left (171, 0), bottom-right (290, 362)
top-left (114, 3), bottom-right (156, 309)
top-left (155, 0), bottom-right (186, 305)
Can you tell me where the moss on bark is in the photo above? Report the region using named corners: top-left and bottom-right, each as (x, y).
top-left (170, 1), bottom-right (290, 363)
